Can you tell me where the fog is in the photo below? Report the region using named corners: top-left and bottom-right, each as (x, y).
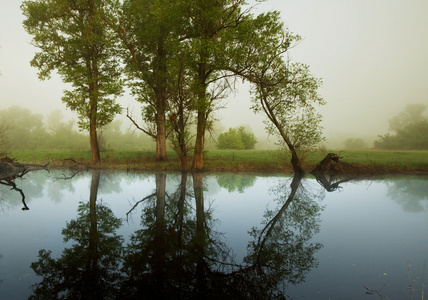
top-left (1, 0), bottom-right (428, 149)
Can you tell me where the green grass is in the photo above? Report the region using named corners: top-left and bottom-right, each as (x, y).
top-left (333, 150), bottom-right (428, 171)
top-left (7, 149), bottom-right (428, 173)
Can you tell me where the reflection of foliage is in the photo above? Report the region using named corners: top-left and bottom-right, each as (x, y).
top-left (242, 175), bottom-right (324, 296)
top-left (30, 171), bottom-right (124, 299)
top-left (120, 173), bottom-right (230, 299)
top-left (216, 174), bottom-right (256, 193)
top-left (387, 177), bottom-right (428, 213)
top-left (46, 170), bottom-right (79, 203)
top-left (28, 172), bottom-right (325, 298)
top-left (0, 162), bottom-right (51, 211)
top-left (122, 173), bottom-right (323, 299)
top-left (0, 169), bottom-right (30, 210)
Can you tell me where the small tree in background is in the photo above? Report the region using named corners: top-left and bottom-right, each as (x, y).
top-left (375, 121), bottom-right (428, 150)
top-left (217, 126), bottom-right (257, 150)
top-left (388, 104), bottom-right (427, 133)
top-left (375, 103), bottom-right (428, 150)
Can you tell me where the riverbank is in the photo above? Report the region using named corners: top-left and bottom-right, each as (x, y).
top-left (6, 149), bottom-right (428, 174)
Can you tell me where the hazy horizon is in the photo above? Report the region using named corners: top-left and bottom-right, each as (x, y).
top-left (1, 0), bottom-right (428, 150)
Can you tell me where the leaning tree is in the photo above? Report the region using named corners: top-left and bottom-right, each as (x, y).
top-left (225, 11), bottom-right (324, 174)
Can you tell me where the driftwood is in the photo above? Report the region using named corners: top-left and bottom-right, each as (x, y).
top-left (311, 153), bottom-right (342, 174)
top-left (311, 153), bottom-right (361, 192)
top-left (0, 156), bottom-right (49, 210)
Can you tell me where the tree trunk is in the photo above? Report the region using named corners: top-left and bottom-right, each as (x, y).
top-left (87, 53), bottom-right (101, 164)
top-left (192, 64), bottom-right (208, 171)
top-left (179, 152), bottom-right (187, 171)
top-left (89, 116), bottom-right (101, 164)
top-left (276, 124), bottom-right (304, 175)
top-left (289, 146), bottom-right (304, 176)
top-left (154, 39), bottom-right (168, 162)
top-left (87, 2), bottom-right (101, 164)
top-left (193, 111), bottom-right (205, 171)
top-left (155, 107), bottom-right (168, 162)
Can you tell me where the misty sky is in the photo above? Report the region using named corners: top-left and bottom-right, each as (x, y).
top-left (1, 0), bottom-right (428, 148)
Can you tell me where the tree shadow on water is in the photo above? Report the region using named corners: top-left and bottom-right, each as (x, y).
top-left (29, 170), bottom-right (124, 299)
top-left (0, 157), bottom-right (48, 211)
top-left (121, 172), bottom-right (325, 300)
top-left (28, 171), bottom-right (329, 299)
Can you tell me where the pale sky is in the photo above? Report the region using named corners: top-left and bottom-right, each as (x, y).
top-left (1, 0), bottom-right (428, 148)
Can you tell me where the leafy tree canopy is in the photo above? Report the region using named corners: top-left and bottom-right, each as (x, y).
top-left (21, 0), bottom-right (124, 130)
top-left (0, 106), bottom-right (46, 150)
top-left (388, 103), bottom-right (427, 133)
top-left (217, 126), bottom-right (257, 150)
top-left (375, 103), bottom-right (428, 150)
top-left (375, 120), bottom-right (428, 150)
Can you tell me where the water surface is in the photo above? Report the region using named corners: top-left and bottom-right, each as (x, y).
top-left (0, 170), bottom-right (427, 299)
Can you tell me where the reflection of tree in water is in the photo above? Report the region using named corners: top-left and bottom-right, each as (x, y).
top-left (216, 173), bottom-right (256, 193)
top-left (45, 169), bottom-right (124, 203)
top-left (0, 169), bottom-right (30, 210)
top-left (234, 174), bottom-right (324, 298)
top-left (121, 172), bottom-right (230, 299)
top-left (45, 170), bottom-right (79, 203)
top-left (0, 164), bottom-right (50, 211)
top-left (122, 172), bottom-right (324, 299)
top-left (29, 170), bottom-right (124, 299)
top-left (26, 171), bottom-right (325, 299)
top-left (386, 177), bottom-right (428, 213)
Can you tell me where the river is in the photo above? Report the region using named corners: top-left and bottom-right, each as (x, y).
top-left (0, 170), bottom-right (427, 299)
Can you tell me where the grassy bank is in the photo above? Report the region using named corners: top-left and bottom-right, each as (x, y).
top-left (8, 149), bottom-right (428, 174)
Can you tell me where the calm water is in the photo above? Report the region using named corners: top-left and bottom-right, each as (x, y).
top-left (0, 170), bottom-right (427, 299)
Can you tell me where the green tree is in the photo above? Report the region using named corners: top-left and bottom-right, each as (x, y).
top-left (183, 0), bottom-right (249, 171)
top-left (0, 106), bottom-right (48, 150)
top-left (166, 56), bottom-right (197, 170)
top-left (238, 126), bottom-right (257, 149)
top-left (22, 0), bottom-right (123, 163)
top-left (388, 103), bottom-right (427, 133)
top-left (227, 12), bottom-right (323, 174)
top-left (117, 0), bottom-right (188, 162)
top-left (217, 127), bottom-right (244, 149)
top-left (375, 104), bottom-right (428, 150)
top-left (375, 120), bottom-right (428, 150)
top-left (217, 126), bottom-right (257, 150)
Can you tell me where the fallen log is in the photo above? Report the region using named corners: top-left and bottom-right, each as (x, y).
top-left (311, 153), bottom-right (342, 174)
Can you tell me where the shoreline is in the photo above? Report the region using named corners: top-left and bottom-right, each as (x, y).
top-left (4, 149), bottom-right (428, 176)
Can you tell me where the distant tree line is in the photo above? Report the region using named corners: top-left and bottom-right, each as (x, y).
top-left (374, 104), bottom-right (428, 150)
top-left (21, 0), bottom-right (324, 173)
top-left (0, 106), bottom-right (153, 153)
